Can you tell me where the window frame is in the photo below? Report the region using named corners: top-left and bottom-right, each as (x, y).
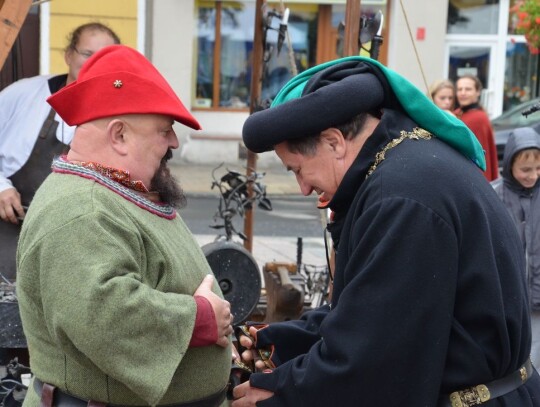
top-left (193, 0), bottom-right (389, 111)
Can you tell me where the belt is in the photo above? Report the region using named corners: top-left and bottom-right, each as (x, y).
top-left (34, 378), bottom-right (227, 407)
top-left (438, 358), bottom-right (533, 407)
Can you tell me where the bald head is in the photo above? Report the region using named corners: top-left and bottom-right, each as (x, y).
top-left (67, 116), bottom-right (128, 167)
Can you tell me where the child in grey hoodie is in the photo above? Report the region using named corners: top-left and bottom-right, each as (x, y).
top-left (492, 126), bottom-right (540, 368)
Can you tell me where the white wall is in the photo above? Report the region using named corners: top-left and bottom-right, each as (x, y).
top-left (388, 0), bottom-right (449, 94)
top-left (150, 0), bottom-right (255, 164)
top-left (150, 0), bottom-right (452, 165)
top-left (180, 110), bottom-right (250, 164)
top-left (149, 0), bottom-right (201, 163)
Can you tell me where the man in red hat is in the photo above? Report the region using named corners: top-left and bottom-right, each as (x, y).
top-left (16, 45), bottom-right (233, 407)
top-left (0, 22), bottom-right (120, 283)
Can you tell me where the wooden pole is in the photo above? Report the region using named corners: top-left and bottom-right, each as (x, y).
top-left (243, 0), bottom-right (361, 253)
top-left (343, 0), bottom-right (361, 57)
top-left (0, 0), bottom-right (33, 71)
top-left (243, 0), bottom-right (266, 253)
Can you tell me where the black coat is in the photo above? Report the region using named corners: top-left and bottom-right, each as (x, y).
top-left (249, 109), bottom-right (540, 406)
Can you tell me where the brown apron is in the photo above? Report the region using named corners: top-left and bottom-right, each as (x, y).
top-left (0, 108), bottom-right (69, 282)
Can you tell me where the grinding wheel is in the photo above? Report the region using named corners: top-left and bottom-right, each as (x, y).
top-left (202, 241), bottom-right (261, 325)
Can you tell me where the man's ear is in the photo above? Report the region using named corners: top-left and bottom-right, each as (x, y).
top-left (63, 50), bottom-right (73, 68)
top-left (107, 119), bottom-right (129, 155)
top-left (320, 128), bottom-right (347, 158)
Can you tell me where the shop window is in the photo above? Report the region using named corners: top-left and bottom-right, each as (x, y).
top-left (505, 0), bottom-right (540, 111)
top-left (194, 0), bottom-right (317, 110)
top-left (504, 42), bottom-right (540, 111)
top-left (507, 0), bottom-right (519, 35)
top-left (331, 1), bottom-right (388, 63)
top-left (195, 4), bottom-right (218, 108)
top-left (447, 0), bottom-right (500, 35)
top-left (260, 5), bottom-right (318, 103)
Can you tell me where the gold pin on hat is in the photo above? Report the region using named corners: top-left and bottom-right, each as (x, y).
top-left (113, 80), bottom-right (123, 88)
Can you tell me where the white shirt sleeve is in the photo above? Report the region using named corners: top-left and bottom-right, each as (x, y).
top-left (0, 75), bottom-right (75, 193)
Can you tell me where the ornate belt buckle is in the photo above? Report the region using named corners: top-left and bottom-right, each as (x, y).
top-left (449, 384), bottom-right (490, 407)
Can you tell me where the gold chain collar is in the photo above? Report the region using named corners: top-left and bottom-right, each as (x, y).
top-left (366, 127), bottom-right (432, 178)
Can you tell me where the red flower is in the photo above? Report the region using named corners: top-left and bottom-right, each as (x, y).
top-left (512, 0), bottom-right (540, 52)
top-left (509, 3), bottom-right (522, 13)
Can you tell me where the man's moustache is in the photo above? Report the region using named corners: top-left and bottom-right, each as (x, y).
top-left (163, 149), bottom-right (173, 162)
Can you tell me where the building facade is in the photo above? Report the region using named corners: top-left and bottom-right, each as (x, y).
top-left (2, 0), bottom-right (538, 165)
top-left (182, 0), bottom-right (539, 165)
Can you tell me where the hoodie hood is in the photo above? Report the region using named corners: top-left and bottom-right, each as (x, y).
top-left (501, 127), bottom-right (540, 191)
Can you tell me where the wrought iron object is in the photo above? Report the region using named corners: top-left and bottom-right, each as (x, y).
top-left (202, 241), bottom-right (262, 326)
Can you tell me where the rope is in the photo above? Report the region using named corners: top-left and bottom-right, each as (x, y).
top-left (278, 0), bottom-right (298, 76)
top-left (399, 0), bottom-right (429, 94)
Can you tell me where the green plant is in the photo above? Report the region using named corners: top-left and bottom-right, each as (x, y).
top-left (511, 0), bottom-right (540, 54)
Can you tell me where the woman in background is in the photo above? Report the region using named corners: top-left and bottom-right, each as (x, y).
top-left (455, 74), bottom-right (499, 181)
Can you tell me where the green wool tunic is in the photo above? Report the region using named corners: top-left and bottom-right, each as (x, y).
top-left (16, 164), bottom-right (230, 406)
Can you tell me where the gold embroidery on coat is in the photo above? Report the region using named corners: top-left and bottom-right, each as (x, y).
top-left (366, 127), bottom-right (432, 178)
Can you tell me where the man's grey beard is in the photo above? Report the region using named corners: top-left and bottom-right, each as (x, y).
top-left (150, 149), bottom-right (186, 209)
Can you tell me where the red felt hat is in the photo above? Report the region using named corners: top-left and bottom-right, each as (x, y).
top-left (47, 44), bottom-right (201, 130)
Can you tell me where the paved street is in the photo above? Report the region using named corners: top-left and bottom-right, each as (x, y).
top-left (180, 195), bottom-right (325, 237)
top-left (170, 160), bottom-right (329, 271)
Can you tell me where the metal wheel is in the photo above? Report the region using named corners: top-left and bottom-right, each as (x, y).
top-left (202, 241), bottom-right (261, 325)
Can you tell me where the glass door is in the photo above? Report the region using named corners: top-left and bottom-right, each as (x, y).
top-left (503, 42), bottom-right (540, 112)
top-left (445, 41), bottom-right (500, 117)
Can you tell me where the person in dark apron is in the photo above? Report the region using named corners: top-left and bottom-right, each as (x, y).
top-left (0, 23), bottom-right (121, 284)
top-left (0, 83), bottom-right (68, 282)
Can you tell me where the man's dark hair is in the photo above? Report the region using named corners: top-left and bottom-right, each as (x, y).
top-left (65, 22), bottom-right (121, 52)
top-left (285, 111), bottom-right (379, 155)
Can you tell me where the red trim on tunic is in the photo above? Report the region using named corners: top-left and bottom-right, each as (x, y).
top-left (52, 156), bottom-right (176, 219)
top-left (69, 158), bottom-right (150, 192)
top-left (189, 296), bottom-right (218, 347)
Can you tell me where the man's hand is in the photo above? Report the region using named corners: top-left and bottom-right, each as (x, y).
top-left (0, 188), bottom-right (24, 224)
top-left (239, 327), bottom-right (268, 371)
top-left (232, 381), bottom-right (274, 406)
top-left (194, 275), bottom-right (233, 348)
